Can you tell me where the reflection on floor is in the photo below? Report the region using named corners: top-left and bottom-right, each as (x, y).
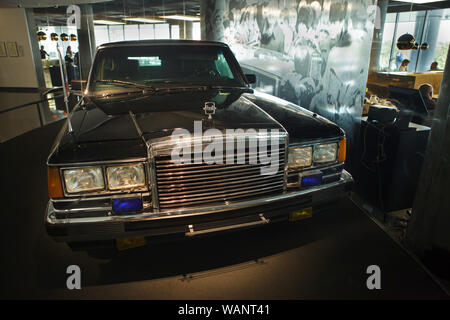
top-left (351, 193), bottom-right (450, 292)
top-left (350, 193), bottom-right (410, 243)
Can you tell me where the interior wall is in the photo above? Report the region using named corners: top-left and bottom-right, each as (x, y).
top-left (202, 0), bottom-right (377, 172)
top-left (0, 8), bottom-right (39, 88)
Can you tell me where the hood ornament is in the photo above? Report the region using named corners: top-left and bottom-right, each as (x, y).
top-left (203, 101), bottom-right (216, 120)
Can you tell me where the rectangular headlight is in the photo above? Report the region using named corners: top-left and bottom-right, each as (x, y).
top-left (106, 164), bottom-right (146, 190)
top-left (63, 167), bottom-right (104, 193)
top-left (313, 143), bottom-right (338, 164)
top-left (288, 146), bottom-right (313, 169)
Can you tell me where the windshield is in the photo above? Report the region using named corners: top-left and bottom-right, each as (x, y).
top-left (88, 44), bottom-right (246, 95)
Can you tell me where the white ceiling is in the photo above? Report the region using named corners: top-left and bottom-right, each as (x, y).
top-left (0, 0), bottom-right (111, 8)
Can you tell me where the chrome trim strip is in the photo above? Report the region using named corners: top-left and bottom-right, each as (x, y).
top-left (148, 144), bottom-right (160, 210)
top-left (289, 137), bottom-right (342, 148)
top-left (287, 163), bottom-right (344, 176)
top-left (53, 206), bottom-right (112, 213)
top-left (185, 213), bottom-right (270, 237)
top-left (51, 192), bottom-right (151, 203)
top-left (283, 135), bottom-right (288, 192)
top-left (48, 158), bottom-right (148, 167)
top-left (46, 170), bottom-right (353, 225)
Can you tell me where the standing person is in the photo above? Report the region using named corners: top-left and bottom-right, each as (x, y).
top-left (399, 59), bottom-right (410, 72)
top-left (73, 52), bottom-right (80, 80)
top-left (65, 46), bottom-right (73, 63)
top-left (40, 45), bottom-right (49, 59)
top-left (65, 46), bottom-right (74, 82)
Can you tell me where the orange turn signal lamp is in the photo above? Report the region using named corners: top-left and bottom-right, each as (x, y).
top-left (338, 138), bottom-right (346, 163)
top-left (48, 167), bottom-right (63, 198)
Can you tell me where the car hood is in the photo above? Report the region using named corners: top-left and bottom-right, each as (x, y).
top-left (70, 89), bottom-right (285, 144)
top-left (50, 89), bottom-right (343, 164)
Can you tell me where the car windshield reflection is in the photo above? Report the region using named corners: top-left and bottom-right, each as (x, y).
top-left (89, 45), bottom-right (246, 94)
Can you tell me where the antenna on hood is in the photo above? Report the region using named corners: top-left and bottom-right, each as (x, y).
top-left (56, 43), bottom-right (74, 133)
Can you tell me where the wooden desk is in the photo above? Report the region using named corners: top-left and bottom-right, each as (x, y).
top-left (361, 116), bottom-right (430, 131)
top-left (367, 71), bottom-right (443, 98)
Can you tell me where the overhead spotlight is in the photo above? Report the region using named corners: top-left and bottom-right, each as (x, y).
top-left (70, 34), bottom-right (77, 41)
top-left (122, 17), bottom-right (165, 23)
top-left (396, 33), bottom-right (415, 50)
top-left (60, 33), bottom-right (69, 41)
top-left (420, 42), bottom-right (429, 50)
top-left (37, 31), bottom-right (47, 41)
top-left (93, 19), bottom-right (125, 25)
top-left (163, 14), bottom-right (200, 21)
top-left (50, 33), bottom-right (59, 41)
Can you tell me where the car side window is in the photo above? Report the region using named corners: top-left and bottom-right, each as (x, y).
top-left (215, 52), bottom-right (234, 79)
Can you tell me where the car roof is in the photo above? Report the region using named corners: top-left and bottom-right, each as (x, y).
top-left (97, 39), bottom-right (229, 50)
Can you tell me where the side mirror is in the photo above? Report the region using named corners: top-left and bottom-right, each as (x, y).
top-left (245, 74), bottom-right (256, 84)
top-left (71, 80), bottom-right (87, 92)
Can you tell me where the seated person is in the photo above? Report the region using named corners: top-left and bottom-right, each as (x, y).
top-left (430, 61), bottom-right (439, 71)
top-left (399, 59), bottom-right (410, 72)
top-left (418, 83), bottom-right (436, 111)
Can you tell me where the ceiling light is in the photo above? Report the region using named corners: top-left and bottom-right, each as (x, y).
top-left (94, 19), bottom-right (125, 25)
top-left (163, 15), bottom-right (200, 22)
top-left (405, 0), bottom-right (446, 3)
top-left (123, 17), bottom-right (165, 23)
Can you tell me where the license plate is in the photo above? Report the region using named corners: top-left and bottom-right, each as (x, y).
top-left (289, 207), bottom-right (313, 221)
top-left (116, 236), bottom-right (147, 251)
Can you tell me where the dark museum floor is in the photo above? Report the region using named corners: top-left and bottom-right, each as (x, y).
top-left (0, 120), bottom-right (448, 299)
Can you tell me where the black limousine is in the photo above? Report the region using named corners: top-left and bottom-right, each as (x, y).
top-left (46, 40), bottom-right (353, 251)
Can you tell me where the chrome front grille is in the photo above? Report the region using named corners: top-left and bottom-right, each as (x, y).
top-left (155, 147), bottom-right (286, 209)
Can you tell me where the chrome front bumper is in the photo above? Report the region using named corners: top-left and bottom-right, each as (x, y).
top-left (46, 170), bottom-right (353, 242)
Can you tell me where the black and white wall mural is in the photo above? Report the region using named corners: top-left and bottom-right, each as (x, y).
top-left (202, 0), bottom-right (377, 171)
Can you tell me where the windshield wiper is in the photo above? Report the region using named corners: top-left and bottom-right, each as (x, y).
top-left (94, 79), bottom-right (155, 89)
top-left (148, 85), bottom-right (253, 95)
top-left (91, 81), bottom-right (253, 98)
top-left (152, 86), bottom-right (209, 94)
top-left (92, 79), bottom-right (156, 98)
top-left (208, 85), bottom-right (253, 93)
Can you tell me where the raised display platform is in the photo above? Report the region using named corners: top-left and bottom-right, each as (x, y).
top-left (0, 121), bottom-right (448, 299)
